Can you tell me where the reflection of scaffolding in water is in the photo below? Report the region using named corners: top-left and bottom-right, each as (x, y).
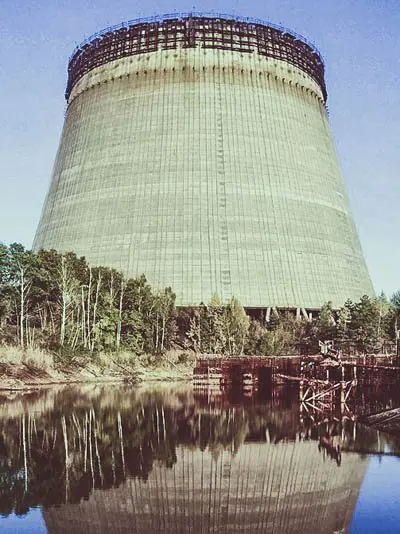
top-left (300, 378), bottom-right (357, 416)
top-left (294, 367), bottom-right (358, 467)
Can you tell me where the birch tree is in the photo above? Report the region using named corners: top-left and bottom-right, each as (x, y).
top-left (7, 244), bottom-right (37, 347)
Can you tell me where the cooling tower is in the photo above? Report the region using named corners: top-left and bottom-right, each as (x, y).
top-left (33, 13), bottom-right (374, 308)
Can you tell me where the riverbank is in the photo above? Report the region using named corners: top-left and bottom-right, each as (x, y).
top-left (0, 345), bottom-right (194, 390)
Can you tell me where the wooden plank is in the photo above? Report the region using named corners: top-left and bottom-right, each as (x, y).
top-left (361, 407), bottom-right (400, 435)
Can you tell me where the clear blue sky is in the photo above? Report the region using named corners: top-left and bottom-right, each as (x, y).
top-left (0, 0), bottom-right (399, 296)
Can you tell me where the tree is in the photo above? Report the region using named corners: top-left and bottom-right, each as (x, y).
top-left (376, 292), bottom-right (392, 339)
top-left (205, 294), bottom-right (228, 354)
top-left (336, 299), bottom-right (352, 353)
top-left (273, 313), bottom-right (308, 356)
top-left (7, 244), bottom-right (38, 347)
top-left (391, 290), bottom-right (400, 309)
top-left (152, 287), bottom-right (176, 352)
top-left (122, 275), bottom-right (153, 353)
top-left (187, 294), bottom-right (231, 354)
top-left (245, 320), bottom-right (275, 356)
top-left (348, 295), bottom-right (382, 354)
top-left (315, 302), bottom-right (336, 342)
top-left (226, 298), bottom-right (249, 355)
top-left (390, 290), bottom-right (400, 358)
top-left (0, 244), bottom-right (12, 333)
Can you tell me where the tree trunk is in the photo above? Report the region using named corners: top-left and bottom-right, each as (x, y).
top-left (161, 316), bottom-right (166, 351)
top-left (61, 297), bottom-right (67, 346)
top-left (155, 313), bottom-right (159, 352)
top-left (86, 268), bottom-right (92, 348)
top-left (20, 268), bottom-right (25, 347)
top-left (116, 280), bottom-right (124, 351)
top-left (60, 256), bottom-right (68, 346)
top-left (90, 271), bottom-right (102, 351)
top-left (81, 287), bottom-right (87, 347)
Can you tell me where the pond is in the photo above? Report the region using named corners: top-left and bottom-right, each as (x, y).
top-left (0, 384), bottom-right (399, 533)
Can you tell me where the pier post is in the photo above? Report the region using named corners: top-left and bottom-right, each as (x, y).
top-left (340, 382), bottom-right (346, 407)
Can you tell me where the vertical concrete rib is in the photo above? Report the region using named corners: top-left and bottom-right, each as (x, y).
top-left (215, 71), bottom-right (232, 301)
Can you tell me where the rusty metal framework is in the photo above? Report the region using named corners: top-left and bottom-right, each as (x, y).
top-left (66, 13), bottom-right (326, 101)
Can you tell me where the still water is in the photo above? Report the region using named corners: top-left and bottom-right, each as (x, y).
top-left (0, 384), bottom-right (399, 533)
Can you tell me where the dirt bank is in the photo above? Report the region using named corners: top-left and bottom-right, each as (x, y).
top-left (0, 360), bottom-right (193, 391)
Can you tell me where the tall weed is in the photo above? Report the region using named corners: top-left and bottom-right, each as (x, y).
top-left (0, 345), bottom-right (54, 371)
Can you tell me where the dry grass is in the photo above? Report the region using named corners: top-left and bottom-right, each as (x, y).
top-left (0, 345), bottom-right (54, 371)
top-left (0, 345), bottom-right (194, 388)
top-left (93, 350), bottom-right (138, 372)
top-left (93, 349), bottom-right (195, 380)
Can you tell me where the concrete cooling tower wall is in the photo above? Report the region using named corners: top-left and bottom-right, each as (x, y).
top-left (34, 13), bottom-right (374, 308)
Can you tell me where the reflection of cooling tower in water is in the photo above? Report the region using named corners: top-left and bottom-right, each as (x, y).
top-left (33, 13), bottom-right (374, 308)
top-left (44, 442), bottom-right (367, 533)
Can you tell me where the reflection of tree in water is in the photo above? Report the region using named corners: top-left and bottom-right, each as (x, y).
top-left (1, 386), bottom-right (400, 517)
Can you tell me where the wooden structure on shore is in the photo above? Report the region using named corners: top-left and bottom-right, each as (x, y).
top-left (193, 355), bottom-right (400, 417)
top-left (193, 356), bottom-right (275, 393)
top-left (193, 355), bottom-right (400, 390)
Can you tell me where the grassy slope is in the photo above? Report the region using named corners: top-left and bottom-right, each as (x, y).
top-left (0, 345), bottom-right (194, 390)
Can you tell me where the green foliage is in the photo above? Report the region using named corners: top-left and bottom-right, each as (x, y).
top-left (336, 300), bottom-right (352, 349)
top-left (0, 242), bottom-right (398, 359)
top-left (390, 291), bottom-right (400, 354)
top-left (391, 290), bottom-right (400, 309)
top-left (188, 295), bottom-right (249, 356)
top-left (332, 295), bottom-right (395, 355)
top-left (226, 297), bottom-right (250, 355)
top-left (0, 244), bottom-right (176, 359)
top-left (347, 296), bottom-right (379, 353)
top-left (245, 320), bottom-right (275, 355)
top-left (315, 302), bottom-right (336, 341)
